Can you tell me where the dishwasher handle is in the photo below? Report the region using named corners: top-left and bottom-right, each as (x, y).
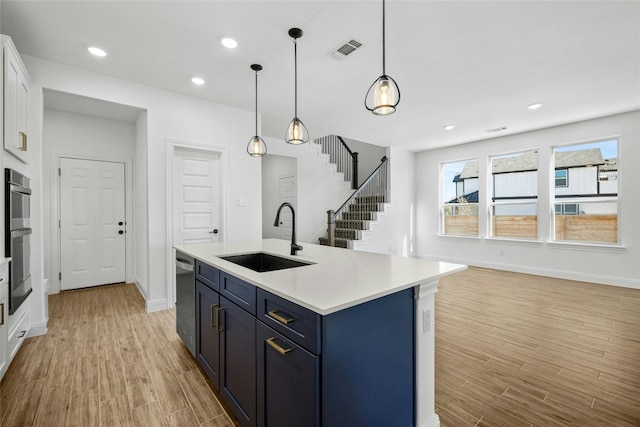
top-left (176, 258), bottom-right (194, 272)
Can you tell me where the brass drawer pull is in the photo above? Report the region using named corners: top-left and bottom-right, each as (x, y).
top-left (0, 303), bottom-right (4, 326)
top-left (266, 337), bottom-right (292, 355)
top-left (216, 307), bottom-right (224, 332)
top-left (268, 310), bottom-right (294, 325)
top-left (19, 132), bottom-right (27, 151)
top-left (210, 304), bottom-right (219, 329)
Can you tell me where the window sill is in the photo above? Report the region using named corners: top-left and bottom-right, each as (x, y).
top-left (437, 234), bottom-right (481, 240)
top-left (546, 241), bottom-right (626, 253)
top-left (484, 237), bottom-right (543, 247)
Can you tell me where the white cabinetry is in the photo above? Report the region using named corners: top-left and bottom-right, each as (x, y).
top-left (0, 260), bottom-right (10, 380)
top-left (1, 35), bottom-right (31, 164)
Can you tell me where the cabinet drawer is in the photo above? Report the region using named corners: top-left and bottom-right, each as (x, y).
top-left (7, 309), bottom-right (28, 360)
top-left (220, 273), bottom-right (256, 316)
top-left (257, 289), bottom-right (321, 354)
top-left (196, 261), bottom-right (219, 291)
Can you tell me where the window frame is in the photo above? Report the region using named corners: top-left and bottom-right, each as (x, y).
top-left (440, 158), bottom-right (480, 238)
top-left (554, 169), bottom-right (568, 187)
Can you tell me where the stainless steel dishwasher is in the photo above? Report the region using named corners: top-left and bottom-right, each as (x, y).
top-left (175, 251), bottom-right (195, 357)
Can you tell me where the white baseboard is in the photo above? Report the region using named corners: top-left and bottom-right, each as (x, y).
top-left (421, 413), bottom-right (440, 427)
top-left (134, 276), bottom-right (148, 299)
top-left (417, 253), bottom-right (640, 289)
top-left (27, 319), bottom-right (48, 337)
top-left (146, 298), bottom-right (168, 313)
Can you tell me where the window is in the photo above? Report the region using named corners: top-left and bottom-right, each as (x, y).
top-left (441, 160), bottom-right (478, 236)
top-left (555, 169), bottom-right (568, 187)
top-left (490, 150), bottom-right (538, 239)
top-left (553, 139), bottom-right (619, 244)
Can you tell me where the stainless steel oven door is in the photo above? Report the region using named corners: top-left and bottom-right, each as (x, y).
top-left (9, 228), bottom-right (32, 314)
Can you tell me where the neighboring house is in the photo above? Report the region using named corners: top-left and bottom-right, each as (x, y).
top-left (448, 148), bottom-right (618, 215)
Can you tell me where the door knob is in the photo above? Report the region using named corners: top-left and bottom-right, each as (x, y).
top-left (118, 230), bottom-right (124, 234)
top-left (118, 221), bottom-right (124, 226)
top-left (209, 229), bottom-right (219, 234)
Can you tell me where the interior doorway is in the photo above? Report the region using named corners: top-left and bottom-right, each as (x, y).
top-left (261, 155), bottom-right (297, 239)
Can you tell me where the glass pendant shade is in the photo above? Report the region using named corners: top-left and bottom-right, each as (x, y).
top-left (364, 0), bottom-right (400, 115)
top-left (366, 75), bottom-right (400, 115)
top-left (247, 64), bottom-right (267, 157)
top-left (247, 135), bottom-right (267, 157)
top-left (286, 117), bottom-right (309, 145)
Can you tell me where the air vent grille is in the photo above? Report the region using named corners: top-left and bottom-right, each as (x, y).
top-left (329, 39), bottom-right (364, 61)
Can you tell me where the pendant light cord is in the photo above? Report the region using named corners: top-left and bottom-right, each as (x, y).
top-left (254, 70), bottom-right (258, 135)
top-left (382, 0), bottom-right (386, 76)
top-left (294, 38), bottom-right (298, 118)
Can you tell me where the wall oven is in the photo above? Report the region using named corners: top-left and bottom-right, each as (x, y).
top-left (5, 169), bottom-right (32, 314)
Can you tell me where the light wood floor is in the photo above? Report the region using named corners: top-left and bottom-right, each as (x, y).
top-left (0, 283), bottom-right (237, 427)
top-left (1, 269), bottom-right (639, 426)
top-left (436, 267), bottom-right (640, 427)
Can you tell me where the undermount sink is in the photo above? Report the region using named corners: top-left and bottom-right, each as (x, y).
top-left (219, 252), bottom-right (313, 273)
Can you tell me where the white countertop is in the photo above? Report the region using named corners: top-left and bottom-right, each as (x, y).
top-left (174, 239), bottom-right (466, 315)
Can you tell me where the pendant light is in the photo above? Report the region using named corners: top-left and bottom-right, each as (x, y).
top-left (365, 0), bottom-right (400, 115)
top-left (285, 28), bottom-right (309, 145)
top-left (247, 64), bottom-right (267, 157)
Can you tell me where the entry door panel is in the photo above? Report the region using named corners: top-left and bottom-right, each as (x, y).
top-left (60, 158), bottom-right (125, 290)
top-left (278, 175), bottom-right (295, 240)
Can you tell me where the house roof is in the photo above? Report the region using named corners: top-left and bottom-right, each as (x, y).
top-left (455, 148), bottom-right (606, 180)
top-left (599, 158), bottom-right (618, 172)
top-left (447, 191), bottom-right (479, 204)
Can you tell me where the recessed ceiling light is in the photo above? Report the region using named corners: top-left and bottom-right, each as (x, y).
top-left (191, 77), bottom-right (205, 85)
top-left (88, 46), bottom-right (107, 57)
top-left (527, 103), bottom-right (543, 110)
top-left (443, 125), bottom-right (456, 131)
top-left (221, 38), bottom-right (238, 49)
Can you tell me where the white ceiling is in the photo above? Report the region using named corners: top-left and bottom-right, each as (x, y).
top-left (2, 1), bottom-right (639, 152)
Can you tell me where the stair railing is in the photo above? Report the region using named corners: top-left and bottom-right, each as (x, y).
top-left (326, 156), bottom-right (389, 246)
top-left (315, 135), bottom-right (359, 189)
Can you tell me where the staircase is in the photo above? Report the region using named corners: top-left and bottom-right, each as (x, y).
top-left (319, 195), bottom-right (387, 248)
top-left (320, 156), bottom-right (389, 249)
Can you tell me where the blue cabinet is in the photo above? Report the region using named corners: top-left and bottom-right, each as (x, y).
top-left (195, 262), bottom-right (415, 427)
top-left (220, 296), bottom-right (256, 427)
top-left (256, 321), bottom-right (319, 427)
top-left (196, 279), bottom-right (220, 388)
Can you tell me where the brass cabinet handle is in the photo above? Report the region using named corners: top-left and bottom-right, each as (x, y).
top-left (268, 310), bottom-right (294, 325)
top-left (210, 304), bottom-right (219, 329)
top-left (0, 303), bottom-right (4, 326)
top-left (216, 307), bottom-right (224, 332)
top-left (19, 132), bottom-right (27, 151)
top-left (266, 337), bottom-right (292, 355)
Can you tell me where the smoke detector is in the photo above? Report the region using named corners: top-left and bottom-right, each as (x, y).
top-left (328, 39), bottom-right (363, 61)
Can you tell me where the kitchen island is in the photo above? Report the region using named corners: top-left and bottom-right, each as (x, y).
top-left (174, 239), bottom-right (466, 427)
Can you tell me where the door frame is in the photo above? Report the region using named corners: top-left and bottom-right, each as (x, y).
top-left (165, 138), bottom-right (227, 308)
top-left (50, 152), bottom-right (133, 294)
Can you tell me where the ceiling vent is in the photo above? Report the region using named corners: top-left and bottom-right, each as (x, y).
top-left (328, 39), bottom-right (363, 61)
top-left (485, 126), bottom-right (508, 133)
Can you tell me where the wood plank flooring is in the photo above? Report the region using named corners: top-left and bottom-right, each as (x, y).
top-left (0, 283), bottom-right (238, 427)
top-left (1, 268), bottom-right (639, 426)
top-left (436, 267), bottom-right (640, 427)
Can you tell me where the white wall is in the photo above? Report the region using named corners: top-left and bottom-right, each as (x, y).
top-left (341, 137), bottom-right (387, 185)
top-left (355, 146), bottom-right (417, 257)
top-left (416, 111), bottom-right (640, 288)
top-left (134, 112), bottom-right (148, 298)
top-left (261, 155), bottom-right (296, 239)
top-left (42, 108), bottom-right (136, 294)
top-left (23, 55), bottom-right (262, 314)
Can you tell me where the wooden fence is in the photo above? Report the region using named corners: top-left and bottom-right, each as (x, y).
top-left (444, 214), bottom-right (617, 243)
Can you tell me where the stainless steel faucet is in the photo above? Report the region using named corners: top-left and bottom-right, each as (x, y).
top-left (274, 202), bottom-right (303, 255)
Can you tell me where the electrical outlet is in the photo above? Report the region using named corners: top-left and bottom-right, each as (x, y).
top-left (423, 309), bottom-right (431, 333)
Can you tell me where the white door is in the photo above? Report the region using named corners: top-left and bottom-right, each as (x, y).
top-left (278, 174), bottom-right (296, 240)
top-left (60, 158), bottom-right (126, 290)
top-left (172, 147), bottom-right (221, 246)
